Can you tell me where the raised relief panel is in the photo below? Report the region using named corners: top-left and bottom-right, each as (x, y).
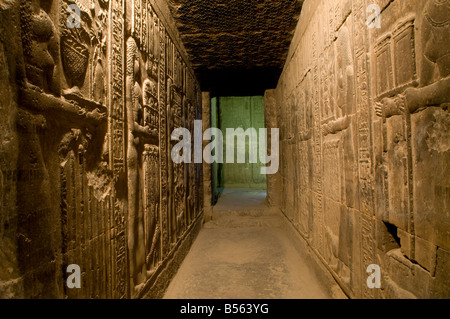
top-left (125, 35), bottom-right (148, 297)
top-left (126, 0), bottom-right (165, 294)
top-left (59, 1), bottom-right (92, 100)
top-left (299, 72), bottom-right (313, 142)
top-left (143, 78), bottom-right (159, 131)
top-left (142, 7), bottom-right (161, 273)
top-left (143, 145), bottom-right (161, 273)
top-left (17, 0), bottom-right (109, 299)
top-left (320, 46), bottom-right (335, 124)
top-left (322, 23), bottom-right (353, 137)
top-left (373, 18), bottom-right (418, 249)
top-left (323, 137), bottom-right (344, 274)
top-left (393, 20), bottom-right (417, 89)
top-left (375, 36), bottom-right (394, 98)
top-left (374, 18), bottom-right (417, 99)
top-left (323, 138), bottom-right (344, 203)
top-left (385, 115), bottom-right (409, 231)
top-left (90, 0), bottom-right (110, 106)
top-left (132, 0), bottom-right (142, 43)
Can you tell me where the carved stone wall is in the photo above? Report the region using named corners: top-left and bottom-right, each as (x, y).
top-left (0, 0), bottom-right (203, 299)
top-left (271, 0), bottom-right (450, 298)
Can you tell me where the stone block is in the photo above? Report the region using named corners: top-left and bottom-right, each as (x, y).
top-left (414, 236), bottom-right (437, 275)
top-left (398, 228), bottom-right (414, 260)
top-left (385, 249), bottom-right (433, 298)
top-left (432, 248), bottom-right (450, 298)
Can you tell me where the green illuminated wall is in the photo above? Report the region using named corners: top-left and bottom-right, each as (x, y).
top-left (218, 96), bottom-right (267, 189)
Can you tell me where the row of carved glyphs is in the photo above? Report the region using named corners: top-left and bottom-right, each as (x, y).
top-left (17, 0), bottom-right (202, 298)
top-left (276, 0), bottom-right (449, 298)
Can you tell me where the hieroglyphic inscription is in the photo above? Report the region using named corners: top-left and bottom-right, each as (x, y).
top-left (353, 0), bottom-right (377, 299)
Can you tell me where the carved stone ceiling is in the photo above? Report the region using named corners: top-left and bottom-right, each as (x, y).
top-left (167, 0), bottom-right (303, 96)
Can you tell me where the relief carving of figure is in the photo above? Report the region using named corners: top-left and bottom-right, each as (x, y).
top-left (143, 61), bottom-right (159, 131)
top-left (20, 0), bottom-right (60, 94)
top-left (323, 25), bottom-right (353, 136)
top-left (142, 61), bottom-right (161, 275)
top-left (126, 37), bottom-right (158, 296)
top-left (143, 145), bottom-right (161, 274)
top-left (297, 79), bottom-right (313, 141)
top-left (16, 0), bottom-right (106, 299)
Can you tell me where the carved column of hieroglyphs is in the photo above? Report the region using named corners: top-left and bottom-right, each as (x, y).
top-left (311, 21), bottom-right (325, 257)
top-left (296, 72), bottom-right (313, 239)
top-left (166, 36), bottom-right (175, 246)
top-left (353, 0), bottom-right (377, 299)
top-left (320, 1), bottom-right (338, 274)
top-left (159, 23), bottom-right (169, 258)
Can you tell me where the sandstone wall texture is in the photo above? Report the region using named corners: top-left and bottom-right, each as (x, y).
top-left (202, 92), bottom-right (213, 222)
top-left (270, 0), bottom-right (450, 298)
top-left (0, 0), bottom-right (204, 299)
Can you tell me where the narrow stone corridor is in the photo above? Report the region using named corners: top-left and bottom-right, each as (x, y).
top-left (0, 0), bottom-right (449, 300)
top-left (165, 189), bottom-right (343, 299)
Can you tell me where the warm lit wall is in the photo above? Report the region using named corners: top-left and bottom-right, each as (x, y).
top-left (0, 0), bottom-right (204, 299)
top-left (269, 0), bottom-right (450, 298)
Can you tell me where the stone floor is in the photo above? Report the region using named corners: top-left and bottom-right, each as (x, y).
top-left (164, 189), bottom-right (337, 299)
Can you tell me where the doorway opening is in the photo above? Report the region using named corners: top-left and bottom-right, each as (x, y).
top-left (210, 96), bottom-right (267, 205)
